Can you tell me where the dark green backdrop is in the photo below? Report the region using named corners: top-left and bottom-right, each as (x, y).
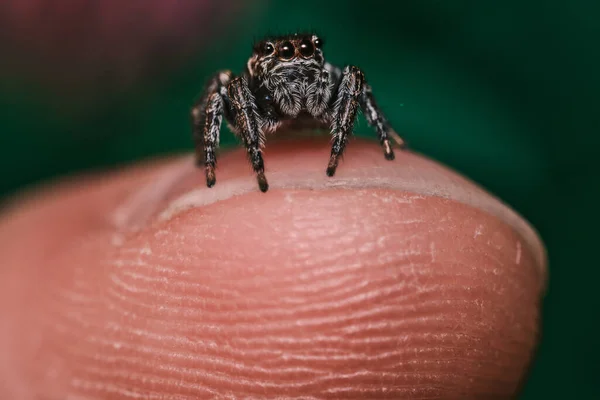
top-left (1, 1), bottom-right (598, 398)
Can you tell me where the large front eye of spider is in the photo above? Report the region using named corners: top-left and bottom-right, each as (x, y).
top-left (278, 41), bottom-right (295, 60)
top-left (299, 38), bottom-right (315, 57)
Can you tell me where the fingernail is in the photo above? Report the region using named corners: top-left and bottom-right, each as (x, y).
top-left (109, 136), bottom-right (546, 285)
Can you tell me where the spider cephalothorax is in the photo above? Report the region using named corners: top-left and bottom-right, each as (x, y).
top-left (191, 32), bottom-right (406, 192)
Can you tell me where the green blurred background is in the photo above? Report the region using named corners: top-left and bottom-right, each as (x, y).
top-left (1, 1), bottom-right (598, 398)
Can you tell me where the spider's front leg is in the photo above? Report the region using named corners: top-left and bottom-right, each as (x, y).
top-left (227, 77), bottom-right (269, 192)
top-left (326, 65), bottom-right (365, 177)
top-left (325, 62), bottom-right (406, 167)
top-left (191, 71), bottom-right (232, 188)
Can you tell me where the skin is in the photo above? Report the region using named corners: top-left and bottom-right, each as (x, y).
top-left (0, 136), bottom-right (547, 399)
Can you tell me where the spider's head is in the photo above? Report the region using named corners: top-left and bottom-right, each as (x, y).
top-left (247, 33), bottom-right (324, 77)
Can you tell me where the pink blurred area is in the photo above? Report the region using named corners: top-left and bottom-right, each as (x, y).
top-left (0, 0), bottom-right (244, 94)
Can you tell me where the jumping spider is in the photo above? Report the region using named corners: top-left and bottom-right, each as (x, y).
top-left (191, 33), bottom-right (406, 192)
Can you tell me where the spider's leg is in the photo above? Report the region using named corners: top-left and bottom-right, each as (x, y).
top-left (360, 82), bottom-right (407, 160)
top-left (227, 76), bottom-right (269, 192)
top-left (326, 65), bottom-right (364, 177)
top-left (191, 70), bottom-right (232, 188)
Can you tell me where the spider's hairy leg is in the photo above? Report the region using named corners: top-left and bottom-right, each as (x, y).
top-left (228, 76), bottom-right (269, 192)
top-left (191, 70), bottom-right (232, 188)
top-left (360, 82), bottom-right (407, 160)
top-left (326, 65), bottom-right (364, 177)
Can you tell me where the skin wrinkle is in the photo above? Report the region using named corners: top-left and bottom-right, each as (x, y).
top-left (0, 137), bottom-right (545, 399)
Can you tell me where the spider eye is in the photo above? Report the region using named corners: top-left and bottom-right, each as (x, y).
top-left (314, 37), bottom-right (323, 49)
top-left (263, 43), bottom-right (274, 55)
top-left (299, 39), bottom-right (315, 57)
top-left (278, 41), bottom-right (295, 60)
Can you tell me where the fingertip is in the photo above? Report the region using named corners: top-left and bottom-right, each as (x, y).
top-left (0, 134), bottom-right (546, 398)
